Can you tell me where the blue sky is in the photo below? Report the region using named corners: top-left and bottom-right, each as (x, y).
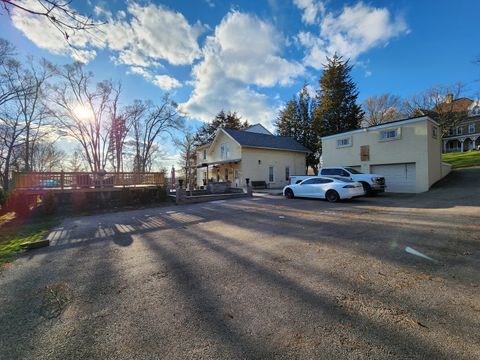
top-left (1, 0), bottom-right (479, 166)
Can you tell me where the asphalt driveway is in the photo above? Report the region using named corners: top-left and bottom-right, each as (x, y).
top-left (1, 168), bottom-right (479, 359)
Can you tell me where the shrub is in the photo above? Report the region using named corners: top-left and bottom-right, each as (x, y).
top-left (155, 186), bottom-right (168, 202)
top-left (119, 188), bottom-right (135, 206)
top-left (41, 192), bottom-right (58, 216)
top-left (6, 193), bottom-right (31, 218)
top-left (0, 188), bottom-right (7, 213)
top-left (71, 192), bottom-right (88, 212)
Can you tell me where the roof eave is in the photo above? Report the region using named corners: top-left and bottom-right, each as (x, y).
top-left (242, 145), bottom-right (311, 153)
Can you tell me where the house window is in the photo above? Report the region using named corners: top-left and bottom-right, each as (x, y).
top-left (220, 142), bottom-right (231, 160)
top-left (285, 166), bottom-right (290, 181)
top-left (379, 128), bottom-right (401, 141)
top-left (471, 106), bottom-right (480, 116)
top-left (432, 126), bottom-right (438, 139)
top-left (468, 123), bottom-right (476, 134)
top-left (336, 137), bottom-right (352, 148)
top-left (225, 143), bottom-right (231, 159)
top-left (456, 127), bottom-right (463, 135)
top-left (268, 166), bottom-right (274, 182)
top-left (203, 149), bottom-right (207, 160)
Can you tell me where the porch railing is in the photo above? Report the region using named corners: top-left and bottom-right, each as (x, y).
top-left (11, 171), bottom-right (165, 191)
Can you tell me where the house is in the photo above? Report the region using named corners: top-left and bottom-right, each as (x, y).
top-left (195, 124), bottom-right (310, 188)
top-left (441, 98), bottom-right (480, 152)
top-left (321, 116), bottom-right (451, 193)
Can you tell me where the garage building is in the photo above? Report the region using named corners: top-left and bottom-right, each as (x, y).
top-left (321, 116), bottom-right (451, 193)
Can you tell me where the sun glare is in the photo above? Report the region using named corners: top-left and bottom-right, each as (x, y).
top-left (73, 104), bottom-right (94, 121)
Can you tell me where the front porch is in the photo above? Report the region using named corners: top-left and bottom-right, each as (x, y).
top-left (443, 134), bottom-right (480, 153)
top-left (196, 159), bottom-right (242, 188)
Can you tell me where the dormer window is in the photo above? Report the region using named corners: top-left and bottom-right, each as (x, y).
top-left (468, 123), bottom-right (476, 134)
top-left (472, 106), bottom-right (480, 116)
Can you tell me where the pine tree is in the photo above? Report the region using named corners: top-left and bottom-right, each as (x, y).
top-left (275, 84), bottom-right (319, 172)
top-left (313, 54), bottom-right (363, 139)
top-left (194, 110), bottom-right (249, 146)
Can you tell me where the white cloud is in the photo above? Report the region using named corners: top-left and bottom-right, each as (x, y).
top-left (297, 2), bottom-right (409, 69)
top-left (129, 67), bottom-right (181, 91)
top-left (153, 75), bottom-right (182, 91)
top-left (180, 11), bottom-right (303, 128)
top-left (11, 1), bottom-right (204, 67)
top-left (11, 0), bottom-right (100, 62)
top-left (104, 2), bottom-right (204, 66)
top-left (294, 0), bottom-right (325, 25)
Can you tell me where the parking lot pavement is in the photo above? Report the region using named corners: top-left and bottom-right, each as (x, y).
top-left (1, 169), bottom-right (479, 359)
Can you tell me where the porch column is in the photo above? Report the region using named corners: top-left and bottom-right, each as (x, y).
top-left (442, 140), bottom-right (447, 153)
top-left (472, 137), bottom-right (478, 150)
top-left (460, 138), bottom-right (464, 152)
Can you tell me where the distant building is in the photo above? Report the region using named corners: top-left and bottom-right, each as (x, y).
top-left (440, 98), bottom-right (480, 152)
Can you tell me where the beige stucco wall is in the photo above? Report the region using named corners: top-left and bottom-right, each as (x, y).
top-left (321, 119), bottom-right (442, 193)
top-left (426, 122), bottom-right (443, 187)
top-left (195, 131), bottom-right (242, 187)
top-left (240, 147), bottom-right (306, 188)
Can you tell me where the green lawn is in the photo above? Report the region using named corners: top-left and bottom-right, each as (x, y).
top-left (442, 151), bottom-right (480, 169)
top-left (0, 214), bottom-right (56, 267)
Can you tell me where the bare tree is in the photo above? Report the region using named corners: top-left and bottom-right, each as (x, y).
top-left (403, 82), bottom-right (466, 135)
top-left (107, 85), bottom-right (133, 173)
top-left (1, 1), bottom-right (104, 45)
top-left (67, 148), bottom-right (86, 171)
top-left (0, 39), bottom-right (22, 109)
top-left (362, 93), bottom-right (403, 127)
top-left (174, 129), bottom-right (196, 194)
top-left (11, 58), bottom-right (55, 171)
top-left (0, 48), bottom-right (53, 189)
top-left (50, 62), bottom-right (117, 173)
top-left (130, 96), bottom-right (184, 173)
top-left (0, 110), bottom-right (24, 190)
top-left (28, 140), bottom-right (65, 171)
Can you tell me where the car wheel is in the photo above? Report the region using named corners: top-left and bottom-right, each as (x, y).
top-left (361, 182), bottom-right (372, 196)
top-left (285, 188), bottom-right (294, 199)
top-left (325, 190), bottom-right (340, 203)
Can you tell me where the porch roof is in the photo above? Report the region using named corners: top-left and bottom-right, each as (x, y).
top-left (196, 158), bottom-right (241, 168)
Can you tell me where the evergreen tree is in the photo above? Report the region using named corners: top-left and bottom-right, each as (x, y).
top-left (313, 54), bottom-right (363, 140)
top-left (194, 110), bottom-right (249, 146)
top-left (275, 84), bottom-right (319, 172)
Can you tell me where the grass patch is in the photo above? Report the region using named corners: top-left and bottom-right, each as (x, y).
top-left (442, 151), bottom-right (480, 169)
top-left (0, 216), bottom-right (57, 267)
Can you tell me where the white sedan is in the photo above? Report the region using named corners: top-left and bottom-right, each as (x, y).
top-left (283, 176), bottom-right (365, 202)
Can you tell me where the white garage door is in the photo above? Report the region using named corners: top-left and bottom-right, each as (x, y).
top-left (371, 163), bottom-right (416, 193)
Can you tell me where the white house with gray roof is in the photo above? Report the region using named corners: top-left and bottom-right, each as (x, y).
top-left (195, 125), bottom-right (310, 188)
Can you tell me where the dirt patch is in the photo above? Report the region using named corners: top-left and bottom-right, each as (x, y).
top-left (33, 282), bottom-right (72, 320)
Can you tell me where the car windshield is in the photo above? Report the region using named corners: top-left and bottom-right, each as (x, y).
top-left (345, 167), bottom-right (363, 174)
top-left (327, 176), bottom-right (355, 182)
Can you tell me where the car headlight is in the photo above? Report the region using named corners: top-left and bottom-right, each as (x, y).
top-left (371, 177), bottom-right (381, 183)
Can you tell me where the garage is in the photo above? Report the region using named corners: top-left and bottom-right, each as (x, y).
top-left (371, 163), bottom-right (416, 193)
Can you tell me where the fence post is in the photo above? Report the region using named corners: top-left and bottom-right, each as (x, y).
top-left (60, 170), bottom-right (65, 190)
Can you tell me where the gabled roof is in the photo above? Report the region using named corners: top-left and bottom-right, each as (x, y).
top-left (244, 123), bottom-right (272, 135)
top-left (222, 128), bottom-right (310, 153)
top-left (433, 97), bottom-right (473, 113)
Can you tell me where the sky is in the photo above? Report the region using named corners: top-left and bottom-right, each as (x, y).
top-left (1, 0), bottom-right (479, 167)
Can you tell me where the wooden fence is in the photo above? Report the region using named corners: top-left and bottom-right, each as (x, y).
top-left (12, 171), bottom-right (165, 191)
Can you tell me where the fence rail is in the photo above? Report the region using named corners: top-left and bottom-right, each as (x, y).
top-left (12, 171), bottom-right (165, 191)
